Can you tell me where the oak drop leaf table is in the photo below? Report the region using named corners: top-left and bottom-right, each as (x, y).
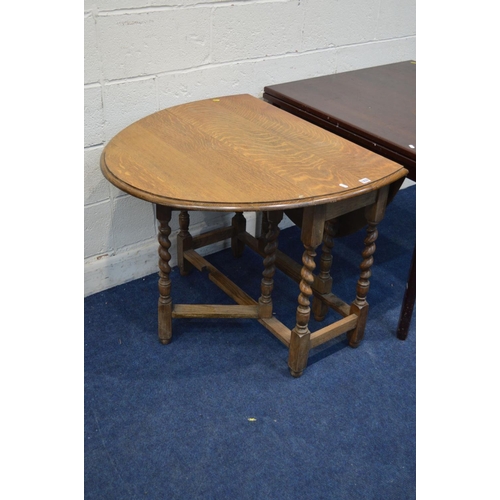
top-left (100, 94), bottom-right (408, 377)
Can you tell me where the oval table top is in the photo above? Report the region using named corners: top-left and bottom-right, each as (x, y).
top-left (101, 94), bottom-right (407, 211)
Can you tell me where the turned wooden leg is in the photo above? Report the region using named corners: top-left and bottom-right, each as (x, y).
top-left (231, 212), bottom-right (246, 258)
top-left (177, 210), bottom-right (193, 276)
top-left (258, 211), bottom-right (282, 319)
top-left (157, 204), bottom-right (173, 345)
top-left (288, 205), bottom-right (326, 377)
top-left (258, 212), bottom-right (270, 252)
top-left (289, 245), bottom-right (317, 377)
top-left (348, 186), bottom-right (389, 348)
top-left (312, 218), bottom-right (337, 321)
top-left (347, 223), bottom-right (377, 347)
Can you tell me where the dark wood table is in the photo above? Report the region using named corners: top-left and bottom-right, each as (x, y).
top-left (263, 61), bottom-right (416, 339)
top-left (101, 94), bottom-right (407, 377)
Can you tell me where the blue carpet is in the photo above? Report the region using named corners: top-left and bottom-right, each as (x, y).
top-left (85, 186), bottom-right (416, 499)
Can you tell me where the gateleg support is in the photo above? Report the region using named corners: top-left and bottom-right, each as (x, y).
top-left (312, 218), bottom-right (338, 321)
top-left (258, 212), bottom-right (270, 253)
top-left (231, 212), bottom-right (246, 258)
top-left (258, 210), bottom-right (282, 319)
top-left (177, 210), bottom-right (193, 276)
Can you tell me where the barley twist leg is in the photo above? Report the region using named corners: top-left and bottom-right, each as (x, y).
top-left (157, 205), bottom-right (173, 345)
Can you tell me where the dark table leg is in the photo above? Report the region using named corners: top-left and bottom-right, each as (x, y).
top-left (397, 245), bottom-right (416, 340)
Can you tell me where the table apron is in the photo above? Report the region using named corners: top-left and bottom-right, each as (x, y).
top-left (324, 190), bottom-right (378, 220)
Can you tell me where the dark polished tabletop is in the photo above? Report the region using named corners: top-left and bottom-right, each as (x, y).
top-left (263, 61), bottom-right (416, 181)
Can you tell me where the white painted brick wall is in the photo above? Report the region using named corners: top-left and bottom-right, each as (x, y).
top-left (84, 0), bottom-right (416, 296)
top-left (211, 2), bottom-right (303, 63)
top-left (302, 0), bottom-right (380, 49)
top-left (84, 146), bottom-right (109, 205)
top-left (102, 78), bottom-right (158, 141)
top-left (84, 86), bottom-right (104, 147)
top-left (84, 15), bottom-right (100, 83)
top-left (98, 10), bottom-right (212, 80)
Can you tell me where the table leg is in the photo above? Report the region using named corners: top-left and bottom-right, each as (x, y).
top-left (258, 212), bottom-right (270, 252)
top-left (288, 205), bottom-right (326, 377)
top-left (177, 210), bottom-right (193, 276)
top-left (258, 211), bottom-right (282, 319)
top-left (312, 218), bottom-right (337, 321)
top-left (348, 187), bottom-right (388, 348)
top-left (156, 204), bottom-right (173, 345)
top-left (397, 245), bottom-right (416, 340)
top-left (231, 212), bottom-right (246, 258)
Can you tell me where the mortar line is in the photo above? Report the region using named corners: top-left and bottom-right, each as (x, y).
top-left (99, 36), bottom-right (414, 85)
top-left (96, 0), bottom-right (291, 16)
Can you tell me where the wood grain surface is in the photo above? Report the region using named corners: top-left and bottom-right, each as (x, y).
top-left (101, 94), bottom-right (407, 211)
top-left (263, 61), bottom-right (416, 178)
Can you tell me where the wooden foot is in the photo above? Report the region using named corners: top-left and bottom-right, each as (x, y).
top-left (157, 204), bottom-right (173, 344)
top-left (289, 366), bottom-right (305, 378)
top-left (258, 211), bottom-right (282, 319)
top-left (177, 210), bottom-right (193, 276)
